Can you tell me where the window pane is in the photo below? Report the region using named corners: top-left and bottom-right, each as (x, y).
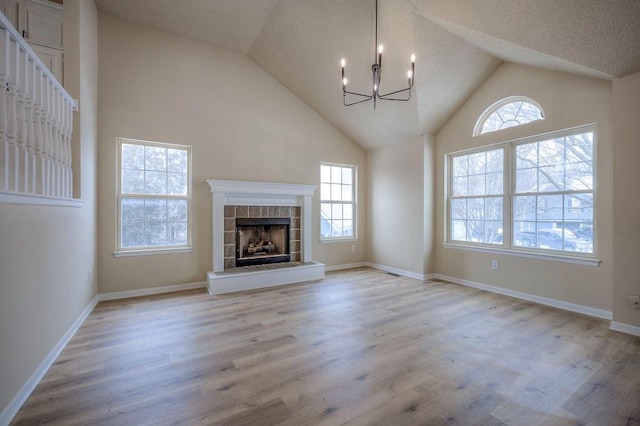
top-left (468, 174), bottom-right (486, 196)
top-left (331, 184), bottom-right (342, 201)
top-left (516, 143), bottom-right (538, 169)
top-left (332, 204), bottom-right (343, 220)
top-left (453, 176), bottom-right (468, 197)
top-left (452, 220), bottom-right (468, 241)
top-left (167, 172), bottom-right (187, 196)
top-left (342, 184), bottom-right (353, 202)
top-left (452, 199), bottom-right (466, 220)
top-left (145, 146), bottom-right (167, 171)
top-left (537, 194), bottom-right (563, 221)
top-left (342, 220), bottom-right (353, 237)
top-left (342, 167), bottom-right (352, 184)
top-left (485, 197), bottom-right (503, 221)
top-left (145, 171), bottom-right (167, 194)
top-left (321, 183), bottom-right (330, 200)
top-left (320, 165), bottom-right (331, 183)
top-left (478, 99), bottom-right (543, 136)
top-left (514, 196), bottom-right (536, 221)
top-left (168, 221), bottom-right (187, 245)
top-left (145, 198), bottom-right (167, 222)
top-left (516, 168), bottom-right (537, 193)
top-left (486, 172), bottom-right (503, 195)
top-left (121, 198), bottom-right (145, 221)
top-left (331, 167), bottom-right (342, 184)
top-left (343, 204), bottom-right (353, 220)
top-left (167, 149), bottom-right (187, 173)
top-left (122, 144), bottom-right (144, 170)
top-left (452, 156), bottom-right (468, 177)
top-left (538, 164), bottom-right (565, 191)
top-left (122, 169), bottom-right (144, 194)
top-left (468, 152), bottom-right (486, 174)
top-left (145, 222), bottom-right (167, 246)
top-left (122, 222), bottom-right (145, 248)
top-left (168, 199), bottom-right (187, 221)
top-left (486, 149), bottom-right (503, 173)
top-left (486, 221), bottom-right (502, 245)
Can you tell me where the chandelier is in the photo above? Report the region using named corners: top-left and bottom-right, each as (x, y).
top-left (341, 0), bottom-right (415, 110)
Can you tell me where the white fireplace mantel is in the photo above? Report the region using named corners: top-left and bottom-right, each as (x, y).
top-left (206, 179), bottom-right (324, 295)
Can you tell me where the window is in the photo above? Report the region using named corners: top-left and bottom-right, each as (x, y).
top-left (116, 138), bottom-right (191, 254)
top-left (320, 163), bottom-right (355, 239)
top-left (474, 96), bottom-right (544, 136)
top-left (450, 149), bottom-right (504, 244)
top-left (447, 126), bottom-right (595, 257)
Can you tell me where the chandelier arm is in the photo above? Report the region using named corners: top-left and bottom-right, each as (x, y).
top-left (377, 87), bottom-right (412, 100)
top-left (343, 90), bottom-right (374, 106)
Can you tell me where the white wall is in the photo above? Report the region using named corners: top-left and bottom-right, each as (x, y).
top-left (612, 71), bottom-right (640, 329)
top-left (434, 63), bottom-right (613, 312)
top-left (367, 135), bottom-right (433, 277)
top-left (0, 0), bottom-right (98, 417)
top-left (97, 12), bottom-right (367, 294)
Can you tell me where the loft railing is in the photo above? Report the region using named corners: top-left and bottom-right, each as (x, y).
top-left (0, 12), bottom-right (77, 203)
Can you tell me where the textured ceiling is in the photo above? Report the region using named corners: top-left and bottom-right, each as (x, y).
top-left (94, 0), bottom-right (640, 150)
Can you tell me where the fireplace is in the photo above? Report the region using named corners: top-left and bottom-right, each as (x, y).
top-left (207, 179), bottom-right (325, 295)
top-left (236, 218), bottom-right (290, 267)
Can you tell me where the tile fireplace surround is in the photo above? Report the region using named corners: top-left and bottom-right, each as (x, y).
top-left (207, 179), bottom-right (325, 295)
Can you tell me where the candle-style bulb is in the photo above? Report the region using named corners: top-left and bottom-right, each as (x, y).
top-left (341, 58), bottom-right (346, 67)
top-left (342, 77), bottom-right (348, 87)
top-left (378, 45), bottom-right (384, 54)
top-left (407, 70), bottom-right (413, 79)
top-left (411, 54), bottom-right (416, 63)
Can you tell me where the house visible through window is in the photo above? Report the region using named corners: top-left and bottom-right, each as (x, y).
top-left (320, 163), bottom-right (356, 239)
top-left (447, 126), bottom-right (595, 256)
top-left (116, 138), bottom-right (192, 253)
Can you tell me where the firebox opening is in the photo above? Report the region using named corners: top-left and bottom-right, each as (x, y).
top-left (235, 217), bottom-right (290, 267)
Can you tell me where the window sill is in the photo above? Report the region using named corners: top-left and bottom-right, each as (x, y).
top-left (320, 237), bottom-right (358, 244)
top-left (113, 247), bottom-right (193, 258)
top-left (442, 242), bottom-right (600, 266)
top-left (0, 191), bottom-right (83, 208)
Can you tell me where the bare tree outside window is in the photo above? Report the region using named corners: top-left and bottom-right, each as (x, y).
top-left (448, 128), bottom-right (595, 255)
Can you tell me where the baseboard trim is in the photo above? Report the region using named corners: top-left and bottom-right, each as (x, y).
top-left (366, 262), bottom-right (428, 281)
top-left (434, 273), bottom-right (612, 321)
top-left (325, 262), bottom-right (368, 272)
top-left (610, 321), bottom-right (640, 337)
top-left (98, 281), bottom-right (207, 301)
top-left (0, 295), bottom-right (99, 426)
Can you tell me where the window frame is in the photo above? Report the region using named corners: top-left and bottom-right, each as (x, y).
top-left (445, 124), bottom-right (599, 266)
top-left (473, 96), bottom-right (545, 137)
top-left (114, 137), bottom-right (193, 257)
top-left (320, 162), bottom-right (357, 242)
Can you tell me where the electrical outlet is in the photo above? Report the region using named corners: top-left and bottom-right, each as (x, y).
top-left (630, 295), bottom-right (640, 309)
top-left (491, 260), bottom-right (499, 270)
top-left (351, 245), bottom-right (356, 252)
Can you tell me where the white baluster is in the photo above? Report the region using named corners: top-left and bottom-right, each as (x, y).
top-left (24, 53), bottom-right (35, 194)
top-left (33, 67), bottom-right (43, 194)
top-left (41, 76), bottom-right (50, 195)
top-left (0, 29), bottom-right (8, 192)
top-left (6, 40), bottom-right (17, 192)
top-left (53, 90), bottom-right (61, 197)
top-left (15, 48), bottom-right (27, 193)
top-left (63, 99), bottom-right (71, 197)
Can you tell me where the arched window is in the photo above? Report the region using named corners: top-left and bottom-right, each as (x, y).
top-left (473, 96), bottom-right (544, 136)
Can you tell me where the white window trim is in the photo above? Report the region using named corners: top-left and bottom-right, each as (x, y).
top-left (473, 96), bottom-right (545, 137)
top-left (113, 137), bottom-right (193, 256)
top-left (446, 124), bottom-right (599, 265)
top-left (320, 161), bottom-right (357, 241)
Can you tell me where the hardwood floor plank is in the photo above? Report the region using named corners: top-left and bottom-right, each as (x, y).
top-left (10, 268), bottom-right (640, 425)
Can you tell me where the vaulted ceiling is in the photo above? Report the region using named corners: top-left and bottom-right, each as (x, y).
top-left (94, 0), bottom-right (640, 150)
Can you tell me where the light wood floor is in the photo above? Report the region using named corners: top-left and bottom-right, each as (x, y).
top-left (12, 268), bottom-right (640, 425)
